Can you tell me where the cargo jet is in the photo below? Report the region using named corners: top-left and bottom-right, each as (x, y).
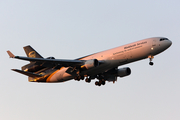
top-left (7, 37), bottom-right (172, 86)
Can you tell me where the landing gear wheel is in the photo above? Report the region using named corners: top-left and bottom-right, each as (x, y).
top-left (99, 80), bottom-right (102, 85)
top-left (74, 76), bottom-right (78, 80)
top-left (85, 78), bottom-right (91, 83)
top-left (77, 76), bottom-right (81, 81)
top-left (81, 76), bottom-right (84, 80)
top-left (101, 81), bottom-right (105, 85)
top-left (95, 81), bottom-right (99, 86)
top-left (95, 81), bottom-right (101, 86)
top-left (149, 62), bottom-right (154, 66)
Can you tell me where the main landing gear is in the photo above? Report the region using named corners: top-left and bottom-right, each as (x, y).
top-left (74, 75), bottom-right (92, 83)
top-left (84, 75), bottom-right (106, 86)
top-left (148, 55), bottom-right (154, 66)
top-left (85, 77), bottom-right (91, 83)
top-left (95, 80), bottom-right (106, 86)
top-left (74, 74), bottom-right (106, 87)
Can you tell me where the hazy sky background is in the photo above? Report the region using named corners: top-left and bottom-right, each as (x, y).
top-left (0, 0), bottom-right (179, 120)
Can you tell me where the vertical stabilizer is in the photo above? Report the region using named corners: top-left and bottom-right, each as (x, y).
top-left (22, 45), bottom-right (44, 70)
top-left (23, 45), bottom-right (43, 58)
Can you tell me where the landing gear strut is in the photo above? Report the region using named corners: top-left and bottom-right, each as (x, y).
top-left (148, 55), bottom-right (154, 66)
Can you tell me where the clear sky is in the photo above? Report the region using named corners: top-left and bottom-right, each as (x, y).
top-left (0, 0), bottom-right (180, 120)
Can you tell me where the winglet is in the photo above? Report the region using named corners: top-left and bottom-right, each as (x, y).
top-left (7, 50), bottom-right (15, 58)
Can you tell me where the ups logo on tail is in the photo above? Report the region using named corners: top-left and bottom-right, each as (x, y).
top-left (29, 51), bottom-right (36, 58)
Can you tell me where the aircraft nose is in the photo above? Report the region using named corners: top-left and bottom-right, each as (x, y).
top-left (167, 40), bottom-right (172, 47)
top-left (163, 39), bottom-right (172, 50)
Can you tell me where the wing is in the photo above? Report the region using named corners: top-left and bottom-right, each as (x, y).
top-left (7, 50), bottom-right (84, 68)
top-left (12, 69), bottom-right (42, 78)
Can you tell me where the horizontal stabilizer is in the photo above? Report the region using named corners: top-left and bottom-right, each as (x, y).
top-left (12, 69), bottom-right (42, 78)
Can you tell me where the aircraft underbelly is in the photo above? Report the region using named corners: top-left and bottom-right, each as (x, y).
top-left (48, 68), bottom-right (71, 82)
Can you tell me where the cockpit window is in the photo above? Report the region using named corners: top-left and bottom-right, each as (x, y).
top-left (160, 38), bottom-right (169, 41)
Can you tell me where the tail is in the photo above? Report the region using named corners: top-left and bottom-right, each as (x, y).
top-left (8, 45), bottom-right (47, 82)
top-left (23, 45), bottom-right (43, 58)
top-left (21, 45), bottom-right (44, 71)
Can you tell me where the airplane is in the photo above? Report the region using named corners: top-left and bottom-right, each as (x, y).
top-left (7, 37), bottom-right (172, 86)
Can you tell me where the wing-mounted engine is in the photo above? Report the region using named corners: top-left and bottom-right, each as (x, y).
top-left (94, 67), bottom-right (131, 86)
top-left (103, 67), bottom-right (131, 78)
top-left (117, 67), bottom-right (131, 77)
top-left (81, 59), bottom-right (99, 69)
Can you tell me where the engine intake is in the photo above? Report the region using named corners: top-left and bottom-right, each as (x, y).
top-left (117, 67), bottom-right (131, 77)
top-left (46, 57), bottom-right (55, 59)
top-left (81, 59), bottom-right (99, 69)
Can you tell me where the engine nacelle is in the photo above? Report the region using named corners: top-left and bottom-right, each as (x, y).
top-left (81, 59), bottom-right (99, 69)
top-left (46, 57), bottom-right (55, 59)
top-left (117, 67), bottom-right (131, 77)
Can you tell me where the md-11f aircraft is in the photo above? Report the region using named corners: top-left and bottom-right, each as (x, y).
top-left (7, 37), bottom-right (172, 86)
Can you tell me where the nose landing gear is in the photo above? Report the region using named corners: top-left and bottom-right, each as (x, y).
top-left (148, 55), bottom-right (154, 66)
top-left (149, 62), bottom-right (154, 66)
